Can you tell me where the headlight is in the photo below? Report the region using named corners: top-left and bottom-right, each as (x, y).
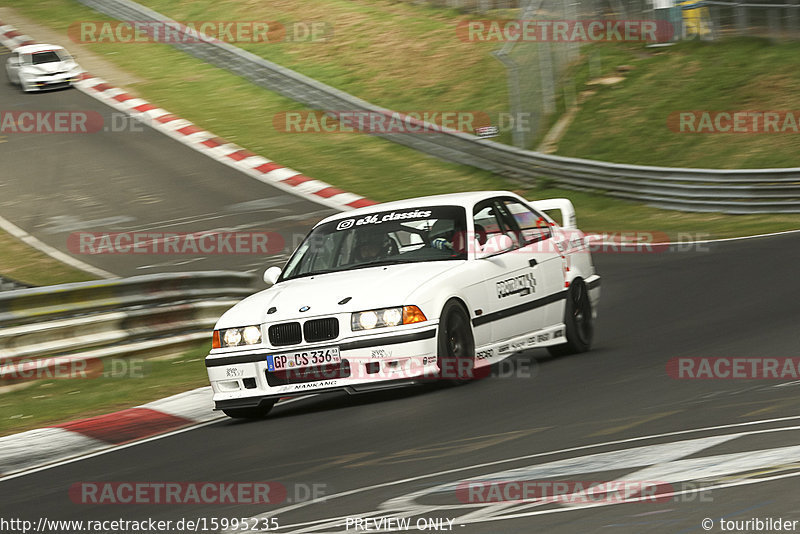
top-left (358, 311), bottom-right (378, 330)
top-left (383, 307), bottom-right (402, 327)
top-left (351, 306), bottom-right (427, 331)
top-left (215, 325), bottom-right (262, 348)
top-left (242, 325), bottom-right (261, 345)
top-left (223, 328), bottom-right (242, 346)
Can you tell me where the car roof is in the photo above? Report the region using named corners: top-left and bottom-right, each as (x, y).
top-left (14, 44), bottom-right (67, 54)
top-left (316, 190), bottom-right (523, 226)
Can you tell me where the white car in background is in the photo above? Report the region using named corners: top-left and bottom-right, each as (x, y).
top-left (5, 44), bottom-right (82, 92)
top-left (205, 191), bottom-right (601, 419)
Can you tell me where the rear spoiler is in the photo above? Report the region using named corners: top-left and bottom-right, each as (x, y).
top-left (529, 198), bottom-right (577, 229)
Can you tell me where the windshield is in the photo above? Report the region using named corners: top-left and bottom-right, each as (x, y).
top-left (281, 205), bottom-right (468, 281)
top-left (31, 51), bottom-right (65, 65)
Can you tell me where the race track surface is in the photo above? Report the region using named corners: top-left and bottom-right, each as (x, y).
top-left (1, 44), bottom-right (335, 278)
top-left (2, 233), bottom-right (800, 533)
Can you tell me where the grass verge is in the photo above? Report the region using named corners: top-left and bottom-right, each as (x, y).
top-left (557, 39), bottom-right (800, 169)
top-left (0, 342), bottom-right (211, 437)
top-left (0, 229), bottom-right (94, 286)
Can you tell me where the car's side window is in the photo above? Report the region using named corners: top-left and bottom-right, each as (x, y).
top-left (473, 203), bottom-right (505, 241)
top-left (491, 202), bottom-right (524, 248)
top-left (473, 200), bottom-right (517, 252)
top-left (502, 199), bottom-right (552, 245)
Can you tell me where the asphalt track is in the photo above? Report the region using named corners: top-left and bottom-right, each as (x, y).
top-left (3, 43), bottom-right (800, 534)
top-left (0, 44), bottom-right (335, 278)
top-left (1, 229), bottom-right (800, 533)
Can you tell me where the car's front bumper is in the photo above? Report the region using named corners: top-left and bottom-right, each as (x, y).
top-left (22, 74), bottom-right (79, 91)
top-left (205, 325), bottom-right (439, 410)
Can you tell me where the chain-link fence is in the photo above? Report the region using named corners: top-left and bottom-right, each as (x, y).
top-left (699, 1), bottom-right (800, 40)
top-left (399, 0), bottom-right (522, 13)
top-left (487, 0), bottom-right (800, 149)
top-left (492, 0), bottom-right (654, 149)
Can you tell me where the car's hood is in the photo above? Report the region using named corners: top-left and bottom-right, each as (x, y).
top-left (23, 61), bottom-right (77, 75)
top-left (216, 261), bottom-right (464, 328)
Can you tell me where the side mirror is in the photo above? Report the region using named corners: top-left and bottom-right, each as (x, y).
top-left (263, 266), bottom-right (282, 286)
top-left (7, 58), bottom-right (20, 67)
top-left (476, 234), bottom-right (514, 259)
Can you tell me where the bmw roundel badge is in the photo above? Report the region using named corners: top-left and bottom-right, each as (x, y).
top-left (299, 305), bottom-right (310, 312)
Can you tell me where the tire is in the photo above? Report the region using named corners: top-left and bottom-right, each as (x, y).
top-left (222, 399), bottom-right (276, 420)
top-left (437, 300), bottom-right (477, 384)
top-left (548, 280), bottom-right (593, 357)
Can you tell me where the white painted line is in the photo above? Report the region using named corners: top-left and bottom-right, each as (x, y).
top-left (0, 427), bottom-right (107, 475)
top-left (247, 421), bottom-right (800, 532)
top-left (451, 470), bottom-right (800, 526)
top-left (434, 434), bottom-right (740, 488)
top-left (241, 414), bottom-right (800, 520)
top-left (682, 227), bottom-right (800, 245)
top-left (0, 395), bottom-right (314, 481)
top-left (586, 227), bottom-right (800, 247)
top-left (0, 213), bottom-right (115, 279)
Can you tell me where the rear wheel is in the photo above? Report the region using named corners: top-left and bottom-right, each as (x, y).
top-left (437, 300), bottom-right (477, 384)
top-left (548, 280), bottom-right (593, 357)
top-left (222, 399), bottom-right (276, 420)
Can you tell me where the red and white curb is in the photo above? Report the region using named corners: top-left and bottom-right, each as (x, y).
top-left (0, 23), bottom-right (35, 49)
top-left (0, 21), bottom-right (377, 212)
top-left (0, 386), bottom-right (218, 477)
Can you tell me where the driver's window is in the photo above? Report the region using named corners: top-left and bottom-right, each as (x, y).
top-left (473, 201), bottom-right (514, 252)
top-left (473, 204), bottom-right (504, 242)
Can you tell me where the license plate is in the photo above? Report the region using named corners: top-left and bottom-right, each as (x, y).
top-left (267, 347), bottom-right (340, 372)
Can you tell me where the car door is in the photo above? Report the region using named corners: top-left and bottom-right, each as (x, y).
top-left (498, 197), bottom-right (567, 331)
top-left (472, 197), bottom-right (561, 345)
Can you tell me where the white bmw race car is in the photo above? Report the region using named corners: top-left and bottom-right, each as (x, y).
top-left (5, 44), bottom-right (82, 92)
top-left (206, 191), bottom-right (601, 419)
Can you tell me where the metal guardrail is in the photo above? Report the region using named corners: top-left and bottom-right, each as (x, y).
top-left (77, 0), bottom-right (800, 213)
top-left (0, 275), bottom-right (32, 293)
top-left (0, 271), bottom-right (256, 381)
top-left (0, 271), bottom-right (253, 327)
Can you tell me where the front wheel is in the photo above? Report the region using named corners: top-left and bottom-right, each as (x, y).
top-left (437, 300), bottom-right (477, 384)
top-left (548, 280), bottom-right (593, 357)
top-left (222, 399), bottom-right (276, 420)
